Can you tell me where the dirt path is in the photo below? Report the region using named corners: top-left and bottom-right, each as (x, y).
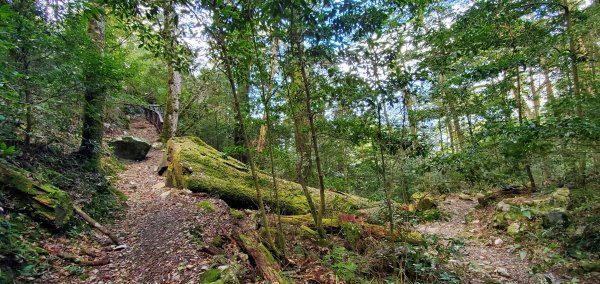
top-left (83, 117), bottom-right (237, 283)
top-left (417, 196), bottom-right (534, 283)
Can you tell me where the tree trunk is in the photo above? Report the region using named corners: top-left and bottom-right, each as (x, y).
top-left (160, 1), bottom-right (181, 142)
top-left (541, 56), bottom-right (554, 103)
top-left (79, 7), bottom-right (106, 168)
top-left (446, 116), bottom-right (455, 153)
top-left (218, 37), bottom-right (277, 253)
top-left (162, 64), bottom-right (181, 141)
top-left (515, 66), bottom-right (537, 190)
top-left (404, 87), bottom-right (418, 137)
top-left (298, 41), bottom-right (327, 240)
top-left (563, 0), bottom-right (583, 117)
top-left (376, 103), bottom-right (394, 234)
top-left (289, 13), bottom-right (326, 239)
top-left (529, 66), bottom-right (540, 118)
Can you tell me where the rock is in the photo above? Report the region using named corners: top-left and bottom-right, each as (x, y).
top-left (507, 223), bottom-right (521, 235)
top-left (530, 273), bottom-right (552, 284)
top-left (152, 182), bottom-right (166, 190)
top-left (496, 201), bottom-right (511, 212)
top-left (411, 192), bottom-right (436, 211)
top-left (495, 267), bottom-right (510, 278)
top-left (109, 136), bottom-right (151, 161)
top-left (152, 142), bottom-right (164, 149)
top-left (458, 193), bottom-right (473, 201)
top-left (550, 188), bottom-right (570, 207)
top-left (542, 209), bottom-right (569, 228)
top-left (160, 191), bottom-right (171, 200)
top-left (494, 238), bottom-right (504, 246)
top-left (113, 244), bottom-right (129, 250)
top-left (580, 260), bottom-right (600, 272)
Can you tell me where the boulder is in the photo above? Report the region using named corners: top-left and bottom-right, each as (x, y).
top-left (164, 137), bottom-right (375, 214)
top-left (109, 136), bottom-right (151, 161)
top-left (542, 209), bottom-right (569, 228)
top-left (411, 192), bottom-right (436, 211)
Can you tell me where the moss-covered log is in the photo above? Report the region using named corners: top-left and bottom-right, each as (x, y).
top-left (0, 162), bottom-right (73, 227)
top-left (237, 234), bottom-right (285, 283)
top-left (165, 137), bottom-right (375, 214)
top-left (279, 214), bottom-right (424, 244)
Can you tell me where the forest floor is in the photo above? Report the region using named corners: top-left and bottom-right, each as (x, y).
top-left (417, 196), bottom-right (541, 284)
top-left (41, 117), bottom-right (249, 283)
top-left (417, 196), bottom-right (531, 283)
top-left (35, 117), bottom-right (584, 284)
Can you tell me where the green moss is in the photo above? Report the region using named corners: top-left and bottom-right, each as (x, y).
top-left (200, 268), bottom-right (222, 283)
top-left (229, 209), bottom-right (244, 219)
top-left (196, 200), bottom-right (215, 212)
top-left (165, 137), bottom-right (374, 215)
top-left (239, 234), bottom-right (276, 264)
top-left (210, 235), bottom-right (225, 247)
top-left (0, 163), bottom-right (74, 227)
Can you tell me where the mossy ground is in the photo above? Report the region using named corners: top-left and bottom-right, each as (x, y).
top-left (0, 144), bottom-right (126, 281)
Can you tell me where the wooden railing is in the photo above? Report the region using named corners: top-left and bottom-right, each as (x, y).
top-left (143, 104), bottom-right (164, 133)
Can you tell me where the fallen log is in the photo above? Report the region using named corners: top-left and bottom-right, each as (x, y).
top-left (164, 137), bottom-right (375, 214)
top-left (0, 162), bottom-right (73, 227)
top-left (279, 214), bottom-right (424, 244)
top-left (235, 233), bottom-right (285, 283)
top-left (477, 185), bottom-right (528, 206)
top-left (74, 206), bottom-right (123, 246)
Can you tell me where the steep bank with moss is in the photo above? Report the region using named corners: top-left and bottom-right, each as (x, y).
top-left (165, 136), bottom-right (375, 214)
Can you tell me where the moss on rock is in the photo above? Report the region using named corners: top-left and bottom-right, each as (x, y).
top-left (165, 137), bottom-right (374, 215)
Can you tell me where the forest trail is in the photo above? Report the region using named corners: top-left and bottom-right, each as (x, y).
top-left (82, 117), bottom-right (235, 283)
top-left (417, 196), bottom-right (534, 283)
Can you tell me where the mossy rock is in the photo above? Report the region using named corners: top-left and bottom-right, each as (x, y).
top-left (0, 162), bottom-right (73, 227)
top-left (411, 192), bottom-right (436, 211)
top-left (165, 137), bottom-right (374, 215)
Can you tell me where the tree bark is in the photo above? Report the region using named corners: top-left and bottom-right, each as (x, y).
top-left (541, 56), bottom-right (554, 103)
top-left (563, 0), bottom-right (583, 117)
top-left (515, 66), bottom-right (537, 190)
top-left (161, 1), bottom-right (181, 142)
top-left (529, 66), bottom-right (540, 118)
top-left (217, 34), bottom-right (277, 253)
top-left (290, 13), bottom-right (326, 239)
top-left (79, 6), bottom-right (106, 168)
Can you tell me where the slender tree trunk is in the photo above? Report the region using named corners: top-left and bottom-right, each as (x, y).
top-left (563, 0), bottom-right (583, 117)
top-left (446, 116), bottom-right (455, 153)
top-left (438, 118), bottom-right (445, 152)
top-left (563, 0), bottom-right (587, 186)
top-left (515, 66), bottom-right (537, 190)
top-left (161, 1), bottom-right (181, 142)
top-left (219, 41), bottom-right (276, 252)
top-left (297, 43), bottom-right (327, 240)
top-left (249, 20), bottom-right (285, 254)
top-left (529, 66), bottom-right (540, 118)
top-left (79, 7), bottom-right (106, 169)
top-left (162, 65), bottom-right (181, 141)
top-left (404, 87), bottom-right (417, 137)
top-left (286, 69), bottom-right (321, 237)
top-left (376, 102), bottom-right (394, 234)
top-left (541, 57), bottom-right (554, 103)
